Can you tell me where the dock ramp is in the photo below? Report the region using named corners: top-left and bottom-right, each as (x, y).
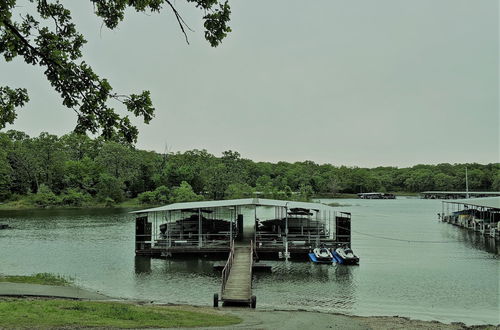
top-left (214, 241), bottom-right (256, 308)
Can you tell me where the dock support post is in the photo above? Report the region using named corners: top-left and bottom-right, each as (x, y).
top-left (198, 208), bottom-right (202, 247)
top-left (284, 203), bottom-right (289, 260)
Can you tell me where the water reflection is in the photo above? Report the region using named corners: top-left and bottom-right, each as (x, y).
top-left (440, 224), bottom-right (499, 255)
top-left (134, 256), bottom-right (151, 274)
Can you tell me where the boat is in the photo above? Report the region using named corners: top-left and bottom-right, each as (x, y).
top-left (333, 246), bottom-right (359, 265)
top-left (308, 246), bottom-right (334, 264)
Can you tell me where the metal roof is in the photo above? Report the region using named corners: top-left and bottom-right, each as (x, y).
top-left (442, 197), bottom-right (500, 209)
top-left (130, 198), bottom-right (333, 214)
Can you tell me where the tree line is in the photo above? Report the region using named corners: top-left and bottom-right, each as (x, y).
top-left (0, 130), bottom-right (498, 207)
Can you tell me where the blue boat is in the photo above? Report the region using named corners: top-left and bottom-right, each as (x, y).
top-left (308, 247), bottom-right (335, 264)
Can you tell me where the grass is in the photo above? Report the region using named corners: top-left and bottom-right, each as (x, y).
top-left (0, 298), bottom-right (241, 329)
top-left (0, 273), bottom-right (73, 286)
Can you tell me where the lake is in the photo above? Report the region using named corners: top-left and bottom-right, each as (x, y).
top-left (0, 198), bottom-right (498, 325)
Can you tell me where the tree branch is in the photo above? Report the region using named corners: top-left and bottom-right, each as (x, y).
top-left (165, 0), bottom-right (192, 44)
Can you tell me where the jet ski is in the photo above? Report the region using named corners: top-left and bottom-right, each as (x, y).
top-left (308, 246), bottom-right (334, 264)
top-left (333, 246), bottom-right (359, 265)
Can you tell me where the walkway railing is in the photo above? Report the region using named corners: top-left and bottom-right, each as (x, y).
top-left (221, 239), bottom-right (235, 294)
top-left (249, 240), bottom-right (254, 292)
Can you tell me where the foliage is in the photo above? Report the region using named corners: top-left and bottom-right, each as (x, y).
top-left (0, 0), bottom-right (231, 143)
top-left (0, 299), bottom-right (241, 328)
top-left (225, 183), bottom-right (254, 199)
top-left (30, 184), bottom-right (59, 207)
top-left (0, 273), bottom-right (73, 286)
top-left (137, 185), bottom-right (170, 204)
top-left (0, 130), bottom-right (498, 206)
top-left (60, 188), bottom-right (91, 206)
top-left (171, 181), bottom-right (203, 203)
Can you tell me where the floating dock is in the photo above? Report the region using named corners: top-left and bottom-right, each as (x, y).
top-left (131, 198), bottom-right (354, 309)
top-left (357, 192), bottom-right (395, 199)
top-left (132, 198), bottom-right (352, 260)
top-left (439, 197), bottom-right (500, 240)
top-left (422, 191), bottom-right (500, 199)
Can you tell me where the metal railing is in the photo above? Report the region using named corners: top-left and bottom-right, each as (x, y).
top-left (221, 239), bottom-right (235, 294)
top-left (249, 240), bottom-right (254, 292)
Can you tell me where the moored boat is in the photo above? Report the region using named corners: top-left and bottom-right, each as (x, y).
top-left (308, 246), bottom-right (334, 264)
top-left (333, 245), bottom-right (359, 265)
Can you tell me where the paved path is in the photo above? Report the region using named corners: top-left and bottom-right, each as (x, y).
top-left (0, 282), bottom-right (110, 300)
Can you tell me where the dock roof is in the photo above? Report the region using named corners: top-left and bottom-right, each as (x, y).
top-left (131, 198), bottom-right (335, 214)
top-left (443, 197), bottom-right (500, 209)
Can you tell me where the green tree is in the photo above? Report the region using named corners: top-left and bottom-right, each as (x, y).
top-left (63, 157), bottom-right (101, 194)
top-left (31, 183), bottom-right (59, 207)
top-left (96, 173), bottom-right (125, 203)
top-left (171, 181), bottom-right (203, 203)
top-left (0, 133), bottom-right (12, 200)
top-left (0, 0), bottom-right (231, 142)
top-left (297, 183), bottom-right (313, 202)
top-left (225, 183), bottom-right (254, 199)
top-left (433, 173), bottom-right (456, 191)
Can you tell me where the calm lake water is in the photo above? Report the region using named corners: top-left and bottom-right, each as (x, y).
top-left (0, 198), bottom-right (498, 325)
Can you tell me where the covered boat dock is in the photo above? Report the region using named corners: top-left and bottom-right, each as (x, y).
top-left (422, 191), bottom-right (500, 199)
top-left (131, 198), bottom-right (352, 260)
top-left (440, 197), bottom-right (500, 240)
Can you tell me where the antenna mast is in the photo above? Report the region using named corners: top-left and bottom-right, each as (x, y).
top-left (465, 167), bottom-right (469, 198)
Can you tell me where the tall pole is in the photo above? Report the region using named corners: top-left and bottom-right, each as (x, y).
top-left (465, 167), bottom-right (469, 199)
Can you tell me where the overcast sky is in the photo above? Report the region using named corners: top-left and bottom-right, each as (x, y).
top-left (1, 0), bottom-right (498, 167)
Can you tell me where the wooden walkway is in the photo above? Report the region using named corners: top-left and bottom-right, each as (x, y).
top-left (221, 242), bottom-right (253, 303)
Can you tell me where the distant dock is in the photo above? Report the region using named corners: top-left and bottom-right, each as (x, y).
top-left (421, 191), bottom-right (500, 199)
top-left (357, 192), bottom-right (395, 199)
top-left (439, 197), bottom-right (500, 240)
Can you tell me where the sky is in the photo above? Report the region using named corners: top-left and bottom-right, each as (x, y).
top-left (1, 0), bottom-right (499, 167)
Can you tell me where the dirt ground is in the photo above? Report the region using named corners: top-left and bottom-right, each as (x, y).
top-left (176, 306), bottom-right (500, 330)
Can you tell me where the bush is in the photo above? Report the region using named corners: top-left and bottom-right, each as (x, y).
top-left (137, 185), bottom-right (171, 205)
top-left (31, 184), bottom-right (60, 207)
top-left (154, 185), bottom-right (170, 204)
top-left (60, 189), bottom-right (91, 206)
top-left (137, 191), bottom-right (156, 204)
top-left (104, 197), bottom-right (115, 207)
top-left (171, 182), bottom-right (203, 203)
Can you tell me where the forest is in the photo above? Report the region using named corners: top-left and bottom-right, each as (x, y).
top-left (0, 130), bottom-right (498, 207)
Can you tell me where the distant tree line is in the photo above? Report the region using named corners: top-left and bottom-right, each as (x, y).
top-left (0, 130), bottom-right (498, 207)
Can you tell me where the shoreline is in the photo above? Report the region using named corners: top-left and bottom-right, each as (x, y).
top-left (0, 192), bottom-right (422, 210)
top-left (0, 282), bottom-right (497, 329)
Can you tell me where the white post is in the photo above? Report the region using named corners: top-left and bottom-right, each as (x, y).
top-left (198, 208), bottom-right (202, 247)
top-left (285, 203), bottom-right (289, 260)
top-left (229, 207), bottom-right (233, 243)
